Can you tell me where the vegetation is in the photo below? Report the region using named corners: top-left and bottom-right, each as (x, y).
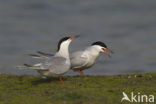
top-left (0, 73), bottom-right (155, 104)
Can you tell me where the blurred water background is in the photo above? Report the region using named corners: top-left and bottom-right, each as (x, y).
top-left (0, 0), bottom-right (156, 75)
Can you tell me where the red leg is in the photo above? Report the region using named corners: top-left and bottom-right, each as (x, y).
top-left (59, 77), bottom-right (63, 84)
top-left (75, 70), bottom-right (87, 77)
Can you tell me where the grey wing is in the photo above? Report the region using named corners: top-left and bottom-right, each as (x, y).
top-left (70, 51), bottom-right (88, 69)
top-left (37, 51), bottom-right (54, 56)
top-left (29, 51), bottom-right (54, 59)
top-left (43, 56), bottom-right (69, 75)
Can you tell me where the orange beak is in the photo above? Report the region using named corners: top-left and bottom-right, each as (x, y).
top-left (69, 36), bottom-right (76, 40)
top-left (106, 48), bottom-right (114, 54)
top-left (102, 48), bottom-right (111, 57)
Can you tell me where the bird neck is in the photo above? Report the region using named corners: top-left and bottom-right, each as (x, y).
top-left (55, 42), bottom-right (70, 59)
top-left (85, 46), bottom-right (101, 60)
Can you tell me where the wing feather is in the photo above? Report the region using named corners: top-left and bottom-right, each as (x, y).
top-left (70, 51), bottom-right (88, 69)
top-left (43, 56), bottom-right (69, 74)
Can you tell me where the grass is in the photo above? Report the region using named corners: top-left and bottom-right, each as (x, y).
top-left (0, 73), bottom-right (156, 104)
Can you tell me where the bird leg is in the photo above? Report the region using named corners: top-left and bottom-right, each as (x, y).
top-left (75, 70), bottom-right (87, 77)
top-left (59, 77), bottom-right (63, 83)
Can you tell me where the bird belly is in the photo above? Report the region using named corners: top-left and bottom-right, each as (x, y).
top-left (37, 68), bottom-right (68, 77)
top-left (84, 61), bottom-right (95, 69)
top-left (73, 60), bottom-right (95, 71)
top-left (37, 70), bottom-right (55, 77)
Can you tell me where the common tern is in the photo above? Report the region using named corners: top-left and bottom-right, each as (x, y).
top-left (70, 41), bottom-right (113, 76)
top-left (23, 36), bottom-right (76, 83)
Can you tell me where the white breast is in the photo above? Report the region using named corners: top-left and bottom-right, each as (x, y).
top-left (85, 53), bottom-right (99, 68)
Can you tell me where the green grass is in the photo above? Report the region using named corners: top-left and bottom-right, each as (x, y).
top-left (0, 73), bottom-right (156, 104)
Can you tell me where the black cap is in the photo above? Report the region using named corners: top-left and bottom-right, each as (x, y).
top-left (57, 37), bottom-right (70, 51)
top-left (92, 41), bottom-right (107, 48)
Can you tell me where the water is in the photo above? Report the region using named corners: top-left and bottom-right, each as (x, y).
top-left (0, 0), bottom-right (156, 75)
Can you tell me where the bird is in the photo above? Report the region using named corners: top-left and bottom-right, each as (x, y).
top-left (23, 36), bottom-right (77, 83)
top-left (70, 41), bottom-right (113, 76)
top-left (29, 41), bottom-right (113, 77)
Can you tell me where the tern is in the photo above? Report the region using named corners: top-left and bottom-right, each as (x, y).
top-left (29, 41), bottom-right (113, 76)
top-left (70, 41), bottom-right (113, 76)
top-left (23, 36), bottom-right (77, 83)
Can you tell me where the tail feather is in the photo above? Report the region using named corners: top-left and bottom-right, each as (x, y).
top-left (28, 54), bottom-right (42, 58)
top-left (16, 64), bottom-right (34, 70)
top-left (37, 51), bottom-right (54, 56)
top-left (23, 63), bottom-right (47, 70)
top-left (24, 63), bottom-right (33, 67)
top-left (17, 63), bottom-right (47, 72)
top-left (28, 54), bottom-right (48, 59)
top-left (23, 63), bottom-right (42, 69)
